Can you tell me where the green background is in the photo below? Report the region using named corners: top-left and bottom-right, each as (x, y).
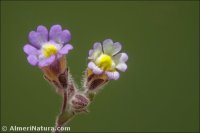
top-left (1, 1), bottom-right (199, 132)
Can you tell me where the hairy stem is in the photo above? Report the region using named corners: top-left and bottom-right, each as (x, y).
top-left (62, 90), bottom-right (67, 113)
top-left (54, 90), bottom-right (68, 133)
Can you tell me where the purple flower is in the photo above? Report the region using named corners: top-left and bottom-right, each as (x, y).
top-left (88, 39), bottom-right (128, 80)
top-left (23, 25), bottom-right (73, 67)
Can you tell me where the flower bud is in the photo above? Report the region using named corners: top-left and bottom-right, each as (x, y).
top-left (69, 93), bottom-right (90, 113)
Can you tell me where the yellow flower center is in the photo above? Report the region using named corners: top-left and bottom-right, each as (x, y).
top-left (96, 54), bottom-right (113, 71)
top-left (42, 44), bottom-right (58, 58)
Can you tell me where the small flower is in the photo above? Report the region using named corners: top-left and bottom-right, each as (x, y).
top-left (23, 25), bottom-right (73, 67)
top-left (88, 39), bottom-right (128, 80)
top-left (23, 25), bottom-right (74, 92)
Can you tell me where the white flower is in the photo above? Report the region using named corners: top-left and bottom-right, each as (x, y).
top-left (88, 39), bottom-right (128, 80)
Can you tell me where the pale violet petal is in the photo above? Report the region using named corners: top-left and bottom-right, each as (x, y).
top-left (88, 49), bottom-right (93, 57)
top-left (49, 25), bottom-right (62, 39)
top-left (93, 42), bottom-right (102, 50)
top-left (29, 31), bottom-right (45, 49)
top-left (38, 55), bottom-right (55, 67)
top-left (23, 44), bottom-right (38, 55)
top-left (103, 39), bottom-right (113, 46)
top-left (88, 62), bottom-right (103, 74)
top-left (36, 25), bottom-right (48, 41)
top-left (102, 39), bottom-right (113, 54)
top-left (27, 55), bottom-right (38, 66)
top-left (28, 25), bottom-right (48, 48)
top-left (103, 39), bottom-right (122, 56)
top-left (106, 71), bottom-right (120, 80)
top-left (112, 42), bottom-right (122, 55)
top-left (59, 44), bottom-right (73, 55)
top-left (49, 25), bottom-right (71, 44)
top-left (89, 42), bottom-right (102, 60)
top-left (113, 53), bottom-right (128, 65)
top-left (60, 29), bottom-right (71, 44)
top-left (116, 63), bottom-right (127, 72)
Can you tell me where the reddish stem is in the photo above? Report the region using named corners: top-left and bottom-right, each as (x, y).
top-left (54, 90), bottom-right (67, 133)
top-left (62, 90), bottom-right (67, 113)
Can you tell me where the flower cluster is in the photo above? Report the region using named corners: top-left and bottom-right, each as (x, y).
top-left (23, 24), bottom-right (128, 131)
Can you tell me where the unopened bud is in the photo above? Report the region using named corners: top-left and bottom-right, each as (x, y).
top-left (69, 93), bottom-right (89, 113)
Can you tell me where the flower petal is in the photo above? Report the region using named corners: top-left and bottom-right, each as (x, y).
top-left (102, 39), bottom-right (113, 54)
top-left (28, 32), bottom-right (42, 48)
top-left (28, 25), bottom-right (48, 48)
top-left (88, 49), bottom-right (93, 57)
top-left (23, 44), bottom-right (38, 55)
top-left (103, 39), bottom-right (113, 46)
top-left (49, 25), bottom-right (71, 44)
top-left (112, 42), bottom-right (122, 55)
top-left (103, 39), bottom-right (122, 56)
top-left (93, 42), bottom-right (102, 50)
top-left (38, 55), bottom-right (56, 67)
top-left (106, 71), bottom-right (120, 80)
top-left (116, 63), bottom-right (127, 72)
top-left (113, 53), bottom-right (128, 65)
top-left (49, 25), bottom-right (62, 42)
top-left (61, 30), bottom-right (71, 44)
top-left (88, 42), bottom-right (102, 60)
top-left (37, 25), bottom-right (48, 41)
top-left (88, 62), bottom-right (103, 74)
top-left (59, 44), bottom-right (73, 55)
top-left (50, 25), bottom-right (62, 36)
top-left (27, 55), bottom-right (38, 66)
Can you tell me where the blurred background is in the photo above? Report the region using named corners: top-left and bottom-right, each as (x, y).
top-left (1, 1), bottom-right (199, 132)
